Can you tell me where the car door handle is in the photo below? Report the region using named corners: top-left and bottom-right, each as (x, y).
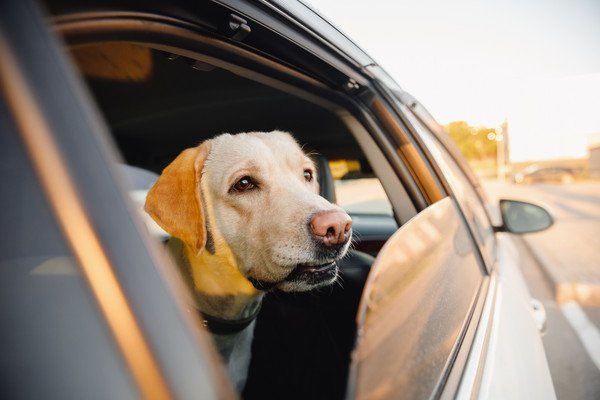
top-left (531, 298), bottom-right (547, 334)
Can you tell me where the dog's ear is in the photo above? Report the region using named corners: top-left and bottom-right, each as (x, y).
top-left (145, 143), bottom-right (210, 254)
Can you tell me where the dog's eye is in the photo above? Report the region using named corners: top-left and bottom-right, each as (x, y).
top-left (232, 176), bottom-right (256, 192)
top-left (304, 170), bottom-right (313, 182)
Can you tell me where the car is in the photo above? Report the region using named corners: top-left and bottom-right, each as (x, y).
top-left (512, 165), bottom-right (576, 184)
top-left (0, 0), bottom-right (557, 399)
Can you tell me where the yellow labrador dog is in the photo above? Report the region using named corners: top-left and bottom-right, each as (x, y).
top-left (145, 131), bottom-right (352, 390)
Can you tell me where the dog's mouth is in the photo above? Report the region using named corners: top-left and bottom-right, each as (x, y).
top-left (247, 261), bottom-right (339, 291)
top-left (284, 261), bottom-right (338, 283)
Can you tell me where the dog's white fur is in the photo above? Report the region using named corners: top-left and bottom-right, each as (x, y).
top-left (145, 131), bottom-right (351, 390)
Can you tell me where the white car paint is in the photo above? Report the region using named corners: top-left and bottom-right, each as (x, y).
top-left (477, 233), bottom-right (556, 399)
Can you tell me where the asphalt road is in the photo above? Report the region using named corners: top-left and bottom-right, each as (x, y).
top-left (482, 180), bottom-right (600, 400)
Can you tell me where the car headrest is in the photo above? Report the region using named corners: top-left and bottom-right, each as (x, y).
top-left (315, 156), bottom-right (337, 204)
top-left (120, 164), bottom-right (169, 240)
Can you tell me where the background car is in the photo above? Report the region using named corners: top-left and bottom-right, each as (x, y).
top-left (513, 165), bottom-right (576, 184)
top-left (0, 0), bottom-right (556, 399)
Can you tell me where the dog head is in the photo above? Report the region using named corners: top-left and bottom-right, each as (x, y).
top-left (145, 131), bottom-right (352, 292)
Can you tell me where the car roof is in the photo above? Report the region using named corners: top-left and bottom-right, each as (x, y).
top-left (45, 0), bottom-right (401, 88)
top-left (263, 0), bottom-right (376, 67)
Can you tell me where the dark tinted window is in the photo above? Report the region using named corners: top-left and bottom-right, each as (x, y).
top-left (0, 103), bottom-right (137, 399)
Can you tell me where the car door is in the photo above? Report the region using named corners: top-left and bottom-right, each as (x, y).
top-left (0, 1), bottom-right (233, 398)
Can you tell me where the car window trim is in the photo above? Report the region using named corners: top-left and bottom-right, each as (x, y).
top-left (403, 106), bottom-right (498, 271)
top-left (213, 0), bottom-right (371, 84)
top-left (405, 99), bottom-right (494, 207)
top-left (440, 276), bottom-right (494, 399)
top-left (369, 96), bottom-right (446, 206)
top-left (261, 0), bottom-right (375, 67)
top-left (359, 77), bottom-right (457, 208)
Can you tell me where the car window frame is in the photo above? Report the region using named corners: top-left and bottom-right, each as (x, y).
top-left (401, 104), bottom-right (498, 272)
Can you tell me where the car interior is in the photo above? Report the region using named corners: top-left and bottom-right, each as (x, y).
top-left (69, 41), bottom-right (404, 399)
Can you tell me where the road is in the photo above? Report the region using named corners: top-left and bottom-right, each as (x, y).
top-left (482, 180), bottom-right (600, 400)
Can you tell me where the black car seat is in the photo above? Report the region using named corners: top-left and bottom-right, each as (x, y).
top-left (243, 157), bottom-right (375, 400)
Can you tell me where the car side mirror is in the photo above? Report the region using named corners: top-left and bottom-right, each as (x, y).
top-left (496, 199), bottom-right (554, 234)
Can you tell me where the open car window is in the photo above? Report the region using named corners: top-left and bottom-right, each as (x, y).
top-left (68, 42), bottom-right (405, 259)
top-left (331, 159), bottom-right (395, 217)
top-left (62, 35), bottom-right (417, 398)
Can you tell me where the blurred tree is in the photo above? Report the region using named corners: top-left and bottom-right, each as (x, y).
top-left (445, 121), bottom-right (497, 160)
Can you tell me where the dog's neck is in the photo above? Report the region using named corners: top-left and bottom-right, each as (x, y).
top-left (169, 238), bottom-right (263, 320)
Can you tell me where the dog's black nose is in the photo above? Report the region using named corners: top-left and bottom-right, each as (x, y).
top-left (309, 211), bottom-right (352, 246)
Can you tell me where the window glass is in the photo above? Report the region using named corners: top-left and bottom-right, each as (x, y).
top-left (406, 111), bottom-right (497, 267)
top-left (351, 198), bottom-right (484, 399)
top-left (0, 104), bottom-right (137, 398)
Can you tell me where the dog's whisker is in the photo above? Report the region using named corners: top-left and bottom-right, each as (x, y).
top-left (351, 231), bottom-right (362, 240)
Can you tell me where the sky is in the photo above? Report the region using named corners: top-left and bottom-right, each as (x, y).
top-left (309, 0), bottom-right (600, 161)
